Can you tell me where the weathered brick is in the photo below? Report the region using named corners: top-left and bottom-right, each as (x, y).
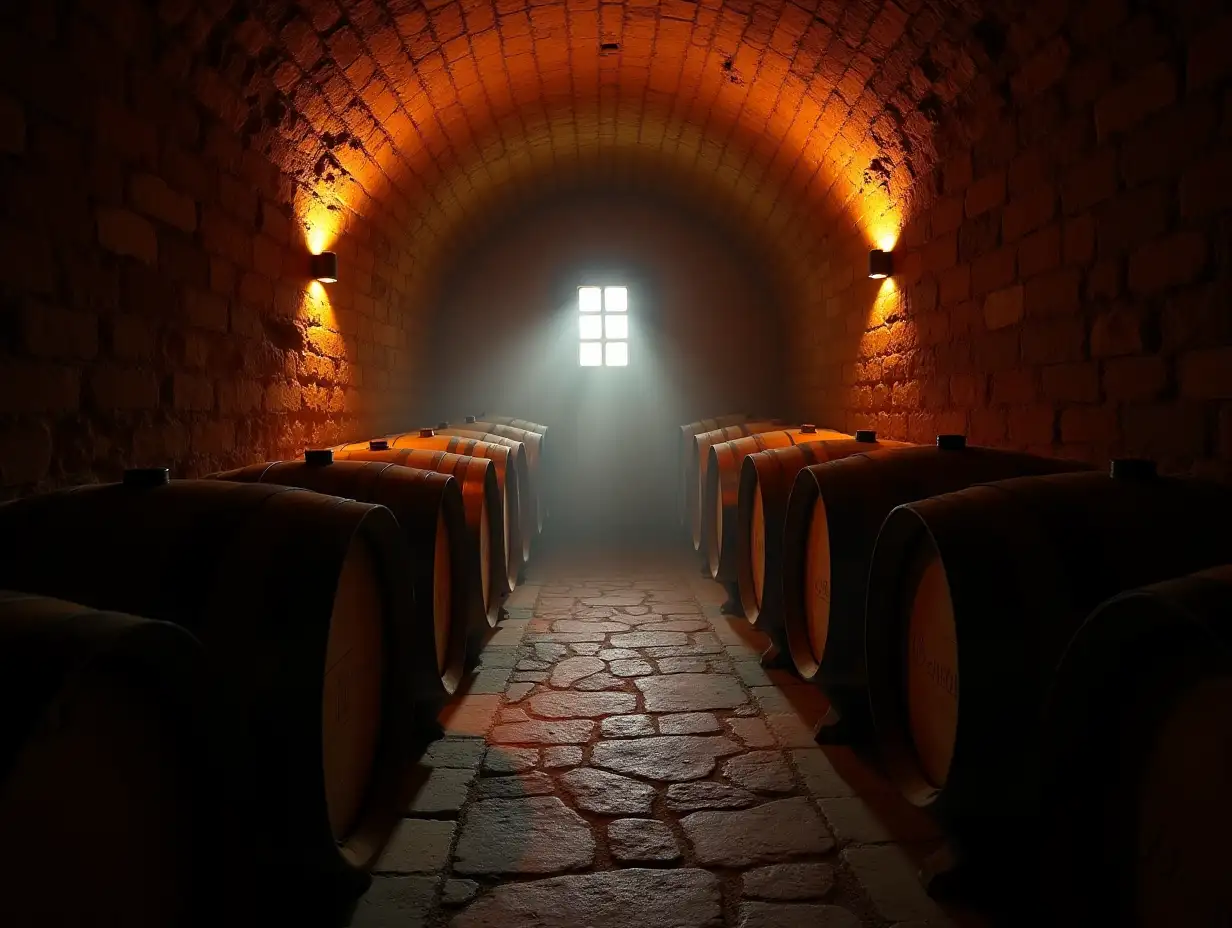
top-left (1021, 316), bottom-right (1085, 365)
top-left (129, 173), bottom-right (197, 233)
top-left (1188, 15), bottom-right (1232, 90)
top-left (1180, 348), bottom-right (1232, 400)
top-left (1042, 361), bottom-right (1099, 403)
top-left (20, 304), bottom-right (98, 360)
top-left (1060, 406), bottom-right (1119, 445)
top-left (971, 247), bottom-right (1016, 296)
top-left (1104, 356), bottom-right (1167, 402)
top-left (108, 314), bottom-right (157, 361)
top-left (992, 370), bottom-right (1036, 405)
top-left (88, 365), bottom-right (159, 410)
top-left (1061, 148), bottom-right (1118, 215)
top-left (1024, 267), bottom-right (1080, 318)
top-left (965, 171), bottom-right (1006, 218)
top-left (0, 362), bottom-right (80, 415)
top-left (97, 207), bottom-right (157, 263)
top-left (1018, 224), bottom-right (1061, 278)
top-left (1002, 185), bottom-right (1055, 243)
top-left (1091, 306), bottom-right (1149, 358)
top-left (984, 285), bottom-right (1024, 331)
top-left (1128, 232), bottom-right (1208, 295)
top-left (266, 381), bottom-right (302, 412)
top-left (1008, 405), bottom-right (1056, 445)
top-left (1094, 62), bottom-right (1177, 141)
top-left (1123, 403), bottom-right (1207, 460)
top-left (1180, 147), bottom-right (1232, 220)
top-left (1062, 215), bottom-right (1096, 265)
top-left (0, 420), bottom-right (53, 485)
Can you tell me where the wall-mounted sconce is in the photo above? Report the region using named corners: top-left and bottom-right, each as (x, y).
top-left (310, 251), bottom-right (339, 283)
top-left (868, 249), bottom-right (894, 279)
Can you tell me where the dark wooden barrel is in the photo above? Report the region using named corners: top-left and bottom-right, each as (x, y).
top-left (863, 464), bottom-right (1232, 876)
top-left (481, 416), bottom-right (550, 519)
top-left (689, 419), bottom-right (787, 551)
top-left (457, 418), bottom-right (546, 532)
top-left (0, 474), bottom-right (430, 922)
top-left (210, 454), bottom-right (476, 693)
top-left (779, 437), bottom-right (1092, 741)
top-left (678, 414), bottom-right (752, 526)
top-left (1040, 566), bottom-right (1232, 927)
top-left (0, 591), bottom-right (211, 928)
top-left (703, 425), bottom-right (849, 582)
top-left (735, 431), bottom-right (912, 651)
top-left (334, 443), bottom-right (507, 624)
top-left (426, 428), bottom-right (535, 562)
top-left (345, 430), bottom-right (525, 582)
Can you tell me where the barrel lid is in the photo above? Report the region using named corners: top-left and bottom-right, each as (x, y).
top-left (369, 439), bottom-right (389, 451)
top-left (123, 467), bottom-right (169, 488)
top-left (465, 415), bottom-right (477, 423)
top-left (936, 434), bottom-right (967, 451)
top-left (436, 421), bottom-right (449, 429)
top-left (1110, 458), bottom-right (1157, 480)
top-left (304, 449), bottom-right (334, 466)
top-left (800, 423), bottom-right (817, 434)
top-left (419, 428), bottom-right (435, 438)
top-left (855, 429), bottom-right (877, 443)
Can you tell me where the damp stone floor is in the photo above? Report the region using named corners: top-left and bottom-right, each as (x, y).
top-left (351, 544), bottom-right (983, 928)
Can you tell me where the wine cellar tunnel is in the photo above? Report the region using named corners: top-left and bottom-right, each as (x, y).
top-left (1, 0), bottom-right (1231, 925)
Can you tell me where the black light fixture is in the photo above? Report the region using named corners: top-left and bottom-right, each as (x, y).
top-left (868, 249), bottom-right (894, 280)
top-left (310, 251), bottom-right (339, 283)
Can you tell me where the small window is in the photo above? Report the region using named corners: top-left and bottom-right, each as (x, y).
top-left (578, 285), bottom-right (628, 367)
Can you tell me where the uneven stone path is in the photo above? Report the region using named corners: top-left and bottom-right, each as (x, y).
top-left (352, 546), bottom-right (981, 928)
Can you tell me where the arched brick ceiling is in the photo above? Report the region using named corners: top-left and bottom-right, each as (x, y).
top-left (165, 0), bottom-right (1042, 312)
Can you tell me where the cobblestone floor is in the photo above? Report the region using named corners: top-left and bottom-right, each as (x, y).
top-left (351, 543), bottom-right (987, 928)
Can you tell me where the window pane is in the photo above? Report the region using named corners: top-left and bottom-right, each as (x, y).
top-left (579, 314), bottom-right (602, 339)
top-left (605, 341), bottom-right (628, 366)
top-left (579, 286), bottom-right (601, 312)
top-left (604, 314), bottom-right (628, 339)
top-left (579, 341), bottom-right (603, 366)
top-left (604, 286), bottom-right (627, 312)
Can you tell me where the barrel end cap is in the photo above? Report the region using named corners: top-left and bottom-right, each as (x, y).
top-left (123, 467), bottom-right (170, 488)
top-left (419, 428), bottom-right (436, 438)
top-left (304, 449), bottom-right (334, 466)
top-left (368, 439), bottom-right (389, 451)
top-left (1110, 458), bottom-right (1157, 480)
top-left (936, 434), bottom-right (967, 451)
top-left (855, 429), bottom-right (877, 443)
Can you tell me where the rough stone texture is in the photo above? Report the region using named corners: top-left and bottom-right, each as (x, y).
top-left (450, 869), bottom-right (722, 928)
top-left (659, 712), bottom-right (722, 735)
top-left (423, 739), bottom-right (486, 770)
top-left (737, 903), bottom-right (861, 928)
top-left (597, 648), bottom-right (639, 661)
top-left (601, 714), bottom-right (656, 737)
top-left (442, 879), bottom-right (480, 907)
top-left (351, 876), bottom-right (436, 927)
top-left (441, 695), bottom-right (502, 738)
top-left (504, 683), bottom-right (536, 703)
top-left (453, 797), bottom-right (596, 875)
top-left (549, 656), bottom-right (607, 688)
top-left (543, 746), bottom-right (583, 769)
top-left (607, 819), bottom-right (681, 862)
top-left (665, 782), bottom-right (759, 811)
top-left (499, 708), bottom-right (531, 724)
top-left (792, 749), bottom-right (858, 799)
top-left (682, 798), bottom-right (834, 866)
top-left (560, 767), bottom-right (656, 815)
top-left (592, 736), bottom-right (741, 781)
top-left (652, 619), bottom-right (712, 633)
top-left (724, 751), bottom-right (796, 794)
top-left (609, 658), bottom-right (655, 677)
top-left (657, 658), bottom-right (712, 674)
top-left (573, 672), bottom-right (628, 691)
top-left (469, 667), bottom-right (515, 694)
top-left (637, 674), bottom-right (748, 712)
top-left (742, 864), bottom-right (836, 901)
top-left (490, 719), bottom-right (595, 744)
top-left (609, 631), bottom-right (691, 648)
top-left (819, 798), bottom-right (940, 845)
top-left (375, 819), bottom-right (457, 873)
top-left (571, 642), bottom-right (601, 655)
top-left (553, 620), bottom-right (630, 634)
top-left (475, 771), bottom-right (555, 798)
top-left (728, 717), bottom-right (776, 748)
top-left (529, 691), bottom-right (637, 718)
top-left (840, 847), bottom-right (952, 923)
top-left (408, 767), bottom-right (476, 815)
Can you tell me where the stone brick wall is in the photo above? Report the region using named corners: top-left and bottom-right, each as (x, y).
top-left (788, 1), bottom-right (1232, 476)
top-left (0, 3), bottom-right (424, 497)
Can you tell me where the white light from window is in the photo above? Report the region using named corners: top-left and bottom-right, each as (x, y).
top-left (605, 313), bottom-right (628, 339)
top-left (604, 286), bottom-right (627, 312)
top-left (580, 341), bottom-right (603, 366)
top-left (579, 286), bottom-right (602, 312)
top-left (605, 341), bottom-right (628, 366)
top-left (579, 314), bottom-right (602, 339)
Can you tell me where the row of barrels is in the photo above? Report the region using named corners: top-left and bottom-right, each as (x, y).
top-left (679, 414), bottom-right (1232, 925)
top-left (0, 415), bottom-right (549, 928)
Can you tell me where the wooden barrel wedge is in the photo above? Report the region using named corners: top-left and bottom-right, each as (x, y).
top-left (780, 435), bottom-right (1093, 743)
top-left (678, 414), bottom-right (753, 526)
top-left (456, 417), bottom-right (547, 532)
top-left (0, 591), bottom-right (212, 928)
top-left (334, 442), bottom-right (507, 625)
top-left (862, 462), bottom-right (1232, 894)
top-left (344, 429), bottom-right (525, 586)
top-left (436, 426), bottom-right (536, 551)
top-left (689, 419), bottom-right (787, 551)
top-left (0, 473), bottom-right (431, 923)
top-left (735, 430), bottom-right (912, 653)
top-left (211, 452), bottom-right (477, 692)
top-left (1040, 566), bottom-right (1232, 927)
top-left (702, 424), bottom-right (849, 584)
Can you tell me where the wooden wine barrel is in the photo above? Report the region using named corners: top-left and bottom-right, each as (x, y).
top-left (0, 591), bottom-right (212, 928)
top-left (483, 416), bottom-right (548, 439)
top-left (210, 453), bottom-right (476, 693)
top-left (779, 436), bottom-right (1092, 742)
top-left (735, 431), bottom-right (912, 651)
top-left (863, 463), bottom-right (1232, 872)
top-left (689, 419), bottom-right (787, 551)
top-left (1040, 566), bottom-right (1232, 927)
top-left (702, 424), bottom-right (849, 583)
top-left (678, 414), bottom-right (753, 526)
top-left (344, 430), bottom-right (525, 582)
top-left (436, 426), bottom-right (537, 547)
top-left (0, 473), bottom-right (432, 922)
top-left (334, 442), bottom-right (507, 624)
top-left (482, 416), bottom-right (550, 519)
top-left (449, 419), bottom-right (546, 534)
